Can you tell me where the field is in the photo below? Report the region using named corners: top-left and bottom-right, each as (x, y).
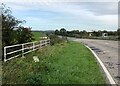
top-left (32, 31), bottom-right (46, 41)
top-left (2, 42), bottom-right (106, 84)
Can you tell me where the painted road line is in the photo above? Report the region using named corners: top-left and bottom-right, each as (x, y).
top-left (85, 45), bottom-right (116, 85)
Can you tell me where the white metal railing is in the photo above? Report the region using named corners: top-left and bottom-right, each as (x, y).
top-left (4, 39), bottom-right (50, 62)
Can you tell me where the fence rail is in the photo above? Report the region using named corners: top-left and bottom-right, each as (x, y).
top-left (4, 39), bottom-right (50, 62)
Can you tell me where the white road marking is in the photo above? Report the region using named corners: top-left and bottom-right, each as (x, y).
top-left (105, 43), bottom-right (109, 44)
top-left (103, 51), bottom-right (110, 53)
top-left (85, 45), bottom-right (116, 84)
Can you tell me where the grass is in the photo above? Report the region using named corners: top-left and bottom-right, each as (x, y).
top-left (2, 42), bottom-right (106, 84)
top-left (32, 31), bottom-right (46, 41)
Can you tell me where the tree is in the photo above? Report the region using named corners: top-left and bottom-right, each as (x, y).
top-left (16, 26), bottom-right (34, 44)
top-left (97, 30), bottom-right (102, 37)
top-left (60, 28), bottom-right (67, 36)
top-left (2, 3), bottom-right (24, 46)
top-left (92, 31), bottom-right (98, 37)
top-left (55, 29), bottom-right (59, 35)
top-left (117, 28), bottom-right (120, 40)
top-left (2, 3), bottom-right (34, 46)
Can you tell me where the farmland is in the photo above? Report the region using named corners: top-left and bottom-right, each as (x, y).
top-left (32, 31), bottom-right (46, 41)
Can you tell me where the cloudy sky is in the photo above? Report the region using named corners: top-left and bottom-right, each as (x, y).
top-left (1, 0), bottom-right (118, 31)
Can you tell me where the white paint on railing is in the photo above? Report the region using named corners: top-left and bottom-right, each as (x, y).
top-left (33, 42), bottom-right (35, 51)
top-left (4, 47), bottom-right (6, 62)
top-left (22, 44), bottom-right (24, 57)
top-left (4, 39), bottom-right (50, 62)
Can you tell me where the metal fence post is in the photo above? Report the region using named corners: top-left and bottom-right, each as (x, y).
top-left (4, 47), bottom-right (6, 62)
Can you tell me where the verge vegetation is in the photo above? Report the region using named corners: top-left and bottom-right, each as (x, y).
top-left (3, 41), bottom-right (106, 84)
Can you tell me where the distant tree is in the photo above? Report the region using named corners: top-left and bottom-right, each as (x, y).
top-left (117, 28), bottom-right (120, 34)
top-left (60, 28), bottom-right (67, 36)
top-left (80, 30), bottom-right (88, 38)
top-left (103, 30), bottom-right (107, 33)
top-left (97, 30), bottom-right (102, 36)
top-left (117, 28), bottom-right (120, 40)
top-left (55, 29), bottom-right (59, 35)
top-left (70, 30), bottom-right (79, 34)
top-left (92, 31), bottom-right (98, 37)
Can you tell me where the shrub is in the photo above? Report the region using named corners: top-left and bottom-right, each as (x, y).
top-left (48, 34), bottom-right (65, 45)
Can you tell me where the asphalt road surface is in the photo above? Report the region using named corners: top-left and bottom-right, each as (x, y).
top-left (68, 37), bottom-right (119, 85)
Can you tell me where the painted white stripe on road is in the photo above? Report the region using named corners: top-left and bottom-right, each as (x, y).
top-left (85, 45), bottom-right (116, 84)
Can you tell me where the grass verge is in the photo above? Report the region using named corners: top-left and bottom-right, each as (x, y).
top-left (2, 42), bottom-right (106, 84)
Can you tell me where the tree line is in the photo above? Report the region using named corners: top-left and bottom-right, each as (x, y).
top-left (55, 28), bottom-right (119, 38)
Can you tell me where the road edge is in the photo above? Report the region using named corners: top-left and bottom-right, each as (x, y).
top-left (85, 45), bottom-right (116, 85)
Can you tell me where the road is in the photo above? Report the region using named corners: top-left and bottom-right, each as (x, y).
top-left (68, 37), bottom-right (119, 85)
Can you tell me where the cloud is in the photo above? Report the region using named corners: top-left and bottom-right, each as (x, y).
top-left (74, 2), bottom-right (118, 15)
top-left (46, 2), bottom-right (118, 25)
top-left (1, 0), bottom-right (119, 3)
top-left (1, 0), bottom-right (118, 31)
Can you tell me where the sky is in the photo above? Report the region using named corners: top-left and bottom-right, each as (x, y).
top-left (1, 0), bottom-right (118, 31)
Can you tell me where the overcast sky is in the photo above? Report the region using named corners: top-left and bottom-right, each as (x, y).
top-left (1, 0), bottom-right (118, 31)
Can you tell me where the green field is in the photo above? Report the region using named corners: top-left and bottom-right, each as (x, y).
top-left (32, 31), bottom-right (46, 41)
top-left (3, 42), bottom-right (106, 84)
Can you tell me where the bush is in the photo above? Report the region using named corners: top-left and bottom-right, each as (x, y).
top-left (48, 34), bottom-right (65, 45)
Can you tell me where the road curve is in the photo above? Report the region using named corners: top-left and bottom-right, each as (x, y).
top-left (68, 37), bottom-right (119, 85)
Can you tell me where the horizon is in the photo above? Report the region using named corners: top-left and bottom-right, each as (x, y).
top-left (31, 29), bottom-right (118, 32)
